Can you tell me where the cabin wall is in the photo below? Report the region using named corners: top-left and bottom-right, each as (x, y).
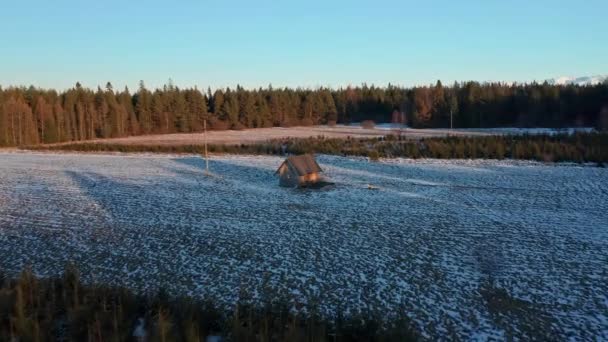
top-left (302, 173), bottom-right (320, 183)
top-left (277, 164), bottom-right (322, 187)
top-left (279, 170), bottom-right (299, 187)
top-left (297, 172), bottom-right (321, 186)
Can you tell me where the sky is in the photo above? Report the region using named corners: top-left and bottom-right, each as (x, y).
top-left (1, 0), bottom-right (606, 91)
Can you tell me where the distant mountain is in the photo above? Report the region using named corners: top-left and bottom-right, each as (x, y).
top-left (546, 75), bottom-right (608, 86)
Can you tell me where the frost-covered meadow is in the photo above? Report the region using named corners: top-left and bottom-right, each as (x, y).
top-left (47, 125), bottom-right (595, 147)
top-left (0, 151), bottom-right (607, 339)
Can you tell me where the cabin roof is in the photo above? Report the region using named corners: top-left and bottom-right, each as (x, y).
top-left (275, 154), bottom-right (323, 176)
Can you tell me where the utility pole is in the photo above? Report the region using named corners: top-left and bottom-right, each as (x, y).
top-left (204, 119), bottom-right (209, 174)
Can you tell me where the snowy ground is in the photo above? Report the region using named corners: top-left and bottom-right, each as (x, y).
top-left (0, 152), bottom-right (607, 339)
top-left (445, 127), bottom-right (595, 135)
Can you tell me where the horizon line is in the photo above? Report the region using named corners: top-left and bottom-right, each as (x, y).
top-left (2, 75), bottom-right (606, 93)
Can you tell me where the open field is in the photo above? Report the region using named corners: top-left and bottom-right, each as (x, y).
top-left (47, 125), bottom-right (473, 147)
top-left (0, 152), bottom-right (607, 339)
top-left (45, 125), bottom-right (594, 147)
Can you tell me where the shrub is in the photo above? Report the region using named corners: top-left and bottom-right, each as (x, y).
top-left (368, 149), bottom-right (380, 161)
top-left (279, 118), bottom-right (294, 128)
top-left (300, 118), bottom-right (314, 127)
top-left (361, 120), bottom-right (375, 129)
top-left (385, 134), bottom-right (397, 142)
top-left (231, 122), bottom-right (247, 130)
top-left (210, 119), bottom-right (229, 131)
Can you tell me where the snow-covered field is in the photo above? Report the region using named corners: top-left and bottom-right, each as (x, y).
top-left (445, 127), bottom-right (595, 135)
top-left (47, 125), bottom-right (595, 147)
top-left (1, 152), bottom-right (607, 339)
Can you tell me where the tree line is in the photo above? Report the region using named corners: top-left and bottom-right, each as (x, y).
top-left (1, 80), bottom-right (607, 146)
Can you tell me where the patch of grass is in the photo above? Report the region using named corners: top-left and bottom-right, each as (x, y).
top-left (480, 281), bottom-right (559, 340)
top-left (368, 150), bottom-right (381, 162)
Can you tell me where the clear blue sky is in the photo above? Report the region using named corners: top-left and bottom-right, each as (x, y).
top-left (1, 0), bottom-right (606, 90)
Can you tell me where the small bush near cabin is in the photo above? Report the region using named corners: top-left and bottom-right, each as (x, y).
top-left (368, 150), bottom-right (380, 161)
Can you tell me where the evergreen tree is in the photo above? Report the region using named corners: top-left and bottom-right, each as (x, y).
top-left (135, 81), bottom-right (152, 134)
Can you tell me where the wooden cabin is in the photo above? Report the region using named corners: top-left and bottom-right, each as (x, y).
top-left (275, 154), bottom-right (323, 187)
